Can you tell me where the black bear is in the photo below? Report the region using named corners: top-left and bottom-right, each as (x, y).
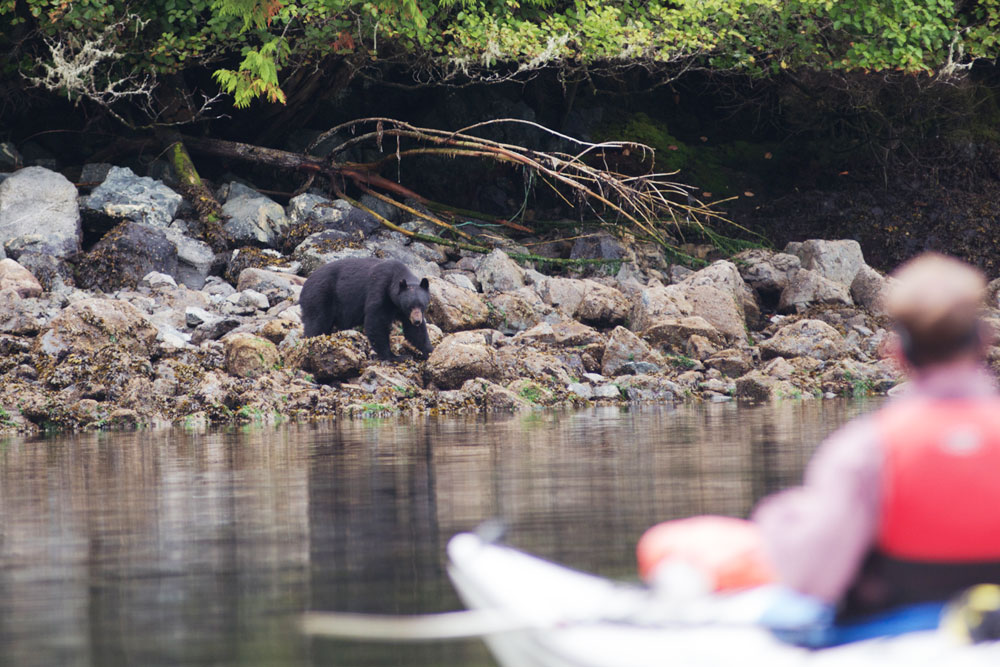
top-left (299, 257), bottom-right (433, 361)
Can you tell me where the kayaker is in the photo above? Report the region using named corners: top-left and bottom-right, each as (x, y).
top-left (752, 251), bottom-right (1000, 618)
top-left (638, 251), bottom-right (1000, 644)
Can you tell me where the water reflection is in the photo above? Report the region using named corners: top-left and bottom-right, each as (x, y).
top-left (0, 399), bottom-right (878, 667)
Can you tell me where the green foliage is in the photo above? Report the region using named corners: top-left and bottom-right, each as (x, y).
top-left (3, 0), bottom-right (1000, 111)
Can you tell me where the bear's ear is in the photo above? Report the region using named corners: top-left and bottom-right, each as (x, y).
top-left (399, 279), bottom-right (409, 291)
top-left (420, 277), bottom-right (429, 290)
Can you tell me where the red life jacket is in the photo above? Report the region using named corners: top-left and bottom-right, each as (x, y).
top-left (844, 397), bottom-right (1000, 616)
top-left (877, 397), bottom-right (1000, 560)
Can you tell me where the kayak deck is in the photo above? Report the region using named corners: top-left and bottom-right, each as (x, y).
top-left (446, 533), bottom-right (1000, 667)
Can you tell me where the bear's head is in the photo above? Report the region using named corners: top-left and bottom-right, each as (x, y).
top-left (397, 277), bottom-right (431, 326)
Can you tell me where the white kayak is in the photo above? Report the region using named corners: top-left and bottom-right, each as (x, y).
top-left (446, 532), bottom-right (1000, 667)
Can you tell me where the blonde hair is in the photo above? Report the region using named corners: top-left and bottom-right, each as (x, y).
top-left (886, 252), bottom-right (986, 366)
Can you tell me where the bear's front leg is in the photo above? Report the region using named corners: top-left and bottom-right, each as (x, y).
top-left (362, 313), bottom-right (399, 360)
top-left (402, 320), bottom-right (433, 357)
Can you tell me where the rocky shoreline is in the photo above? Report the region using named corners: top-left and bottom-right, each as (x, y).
top-left (1, 162), bottom-right (982, 435)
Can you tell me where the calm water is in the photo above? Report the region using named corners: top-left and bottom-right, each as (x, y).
top-left (0, 400), bottom-right (879, 667)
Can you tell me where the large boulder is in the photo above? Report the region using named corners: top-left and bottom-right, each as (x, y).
top-left (0, 289), bottom-right (51, 335)
top-left (486, 288), bottom-right (557, 334)
top-left (790, 239), bottom-right (865, 288)
top-left (642, 315), bottom-right (725, 350)
top-left (534, 276), bottom-right (588, 315)
top-left (0, 258), bottom-right (42, 297)
top-left (83, 166), bottom-right (183, 228)
top-left (679, 283), bottom-right (747, 343)
top-left (575, 280), bottom-right (631, 328)
top-left (759, 319), bottom-right (848, 361)
top-left (223, 333), bottom-right (279, 379)
top-left (735, 249), bottom-right (801, 299)
top-left (425, 331), bottom-right (500, 389)
top-left (163, 227), bottom-right (215, 290)
top-left (476, 249), bottom-right (525, 293)
top-left (222, 183), bottom-right (290, 248)
top-left (34, 298), bottom-right (158, 361)
top-left (630, 283), bottom-right (693, 333)
top-left (778, 268), bottom-right (853, 313)
top-left (426, 276), bottom-right (490, 332)
top-left (236, 267), bottom-right (306, 307)
top-left (735, 370), bottom-right (801, 401)
top-left (76, 221), bottom-right (178, 291)
top-left (850, 265), bottom-right (890, 317)
top-left (288, 194), bottom-right (382, 236)
top-left (295, 330), bottom-right (370, 383)
top-left (602, 326), bottom-right (658, 376)
top-left (292, 230), bottom-right (372, 275)
top-left (0, 166), bottom-right (81, 257)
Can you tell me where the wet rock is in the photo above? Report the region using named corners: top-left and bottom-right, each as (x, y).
top-left (236, 267), bottom-right (306, 307)
top-left (735, 249), bottom-right (802, 295)
top-left (685, 334), bottom-right (719, 361)
top-left (515, 322), bottom-right (556, 345)
top-left (0, 166), bottom-right (81, 257)
top-left (425, 331), bottom-right (500, 389)
top-left (642, 315), bottom-right (725, 350)
top-left (295, 330), bottom-right (370, 383)
top-left (602, 326), bottom-right (657, 376)
top-left (460, 378), bottom-right (531, 412)
top-left (77, 222), bottom-right (178, 291)
top-left (682, 260), bottom-right (759, 328)
top-left (567, 382), bottom-right (594, 398)
top-left (575, 281), bottom-right (630, 328)
top-left (0, 290), bottom-right (49, 334)
top-left (534, 276), bottom-right (587, 315)
top-left (617, 360), bottom-right (661, 375)
top-left (257, 319), bottom-right (300, 345)
top-left (293, 231), bottom-right (372, 275)
top-left (551, 320), bottom-right (604, 347)
top-left (34, 297), bottom-right (158, 361)
top-left (358, 366), bottom-right (421, 393)
top-left (487, 288), bottom-right (557, 333)
top-left (0, 258), bottom-right (42, 297)
top-left (443, 271), bottom-right (478, 292)
top-left (288, 193), bottom-right (351, 226)
top-left (762, 356), bottom-right (795, 380)
top-left (778, 268), bottom-right (853, 313)
top-left (594, 383), bottom-right (622, 399)
top-left (79, 163), bottom-right (112, 183)
top-left (704, 350), bottom-right (754, 378)
top-left (497, 346), bottom-right (575, 386)
top-left (191, 316), bottom-right (243, 344)
top-left (426, 276), bottom-right (490, 331)
top-left (476, 249), bottom-right (525, 293)
top-left (850, 265), bottom-right (890, 317)
top-left (223, 333), bottom-right (279, 379)
top-left (222, 183), bottom-right (290, 247)
top-left (820, 358), bottom-right (897, 396)
top-left (759, 319), bottom-right (848, 361)
top-left (630, 283), bottom-right (693, 332)
top-left (570, 232), bottom-right (626, 260)
top-left (0, 141), bottom-right (23, 170)
top-left (791, 239), bottom-right (865, 288)
top-left (615, 374), bottom-right (680, 402)
top-left (680, 284), bottom-right (747, 343)
top-left (223, 289), bottom-right (270, 314)
top-left (735, 370), bottom-right (801, 401)
top-left (83, 166), bottom-right (183, 228)
top-left (162, 227), bottom-right (215, 289)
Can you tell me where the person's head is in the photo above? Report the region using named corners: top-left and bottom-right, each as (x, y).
top-left (886, 252), bottom-right (988, 371)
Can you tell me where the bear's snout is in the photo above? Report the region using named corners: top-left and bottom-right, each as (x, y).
top-left (409, 308), bottom-right (424, 326)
